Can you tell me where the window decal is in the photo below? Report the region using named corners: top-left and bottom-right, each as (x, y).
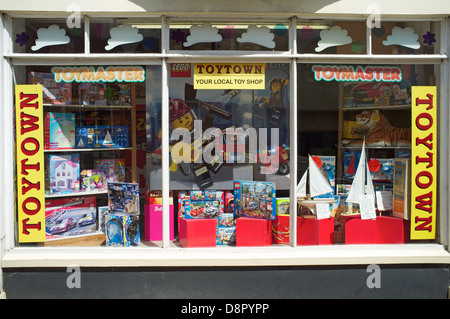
top-left (422, 31), bottom-right (436, 46)
top-left (183, 23), bottom-right (222, 47)
top-left (236, 25), bottom-right (275, 49)
top-left (15, 31), bottom-right (29, 47)
top-left (105, 24), bottom-right (144, 51)
top-left (382, 26), bottom-right (420, 50)
top-left (315, 26), bottom-right (353, 52)
top-left (31, 25), bottom-right (70, 51)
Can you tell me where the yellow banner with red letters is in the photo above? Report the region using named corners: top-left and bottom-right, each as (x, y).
top-left (410, 86), bottom-right (437, 240)
top-left (15, 85), bottom-right (46, 243)
top-left (193, 63), bottom-right (265, 89)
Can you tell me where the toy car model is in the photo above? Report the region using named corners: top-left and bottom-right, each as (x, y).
top-left (50, 217), bottom-right (77, 234)
top-left (78, 212), bottom-right (96, 227)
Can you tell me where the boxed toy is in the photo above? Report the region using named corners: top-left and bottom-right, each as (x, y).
top-left (48, 154), bottom-right (80, 194)
top-left (145, 191), bottom-right (174, 241)
top-left (276, 198), bottom-right (290, 215)
top-left (95, 159), bottom-right (125, 183)
top-left (98, 206), bottom-right (109, 233)
top-left (184, 191), bottom-right (224, 219)
top-left (216, 226), bottom-right (236, 245)
top-left (106, 83), bottom-right (131, 106)
top-left (75, 125), bottom-right (129, 149)
top-left (342, 121), bottom-right (364, 139)
top-left (44, 112), bottom-right (76, 150)
top-left (45, 196), bottom-right (97, 240)
top-left (107, 182), bottom-right (140, 215)
top-left (393, 158), bottom-right (411, 220)
top-left (368, 158), bottom-right (394, 182)
top-left (343, 151), bottom-right (361, 178)
top-left (233, 181), bottom-right (276, 220)
top-left (78, 82), bottom-right (107, 106)
top-left (80, 169), bottom-right (106, 192)
top-left (105, 213), bottom-right (140, 247)
top-left (28, 71), bottom-right (72, 105)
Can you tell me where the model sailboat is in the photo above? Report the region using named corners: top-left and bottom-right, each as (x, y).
top-left (296, 155), bottom-right (336, 214)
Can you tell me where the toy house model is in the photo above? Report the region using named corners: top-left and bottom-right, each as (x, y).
top-left (54, 161), bottom-right (78, 190)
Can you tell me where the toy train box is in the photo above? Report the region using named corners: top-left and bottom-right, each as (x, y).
top-left (44, 112), bottom-right (76, 150)
top-left (105, 213), bottom-right (140, 247)
top-left (28, 72), bottom-right (72, 105)
top-left (45, 196), bottom-right (97, 240)
top-left (48, 154), bottom-right (80, 194)
top-left (184, 190), bottom-right (224, 219)
top-left (75, 125), bottom-right (129, 149)
top-left (80, 169), bottom-right (107, 192)
top-left (107, 182), bottom-right (140, 215)
top-left (233, 181), bottom-right (276, 220)
top-left (95, 159), bottom-right (125, 183)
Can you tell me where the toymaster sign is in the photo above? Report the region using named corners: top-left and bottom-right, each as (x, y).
top-left (15, 85), bottom-right (46, 243)
top-left (311, 65), bottom-right (402, 82)
top-left (411, 86), bottom-right (437, 240)
top-left (194, 63), bottom-right (265, 89)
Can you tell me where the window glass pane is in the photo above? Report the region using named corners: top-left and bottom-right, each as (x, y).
top-left (146, 63), bottom-right (291, 247)
top-left (372, 21), bottom-right (440, 55)
top-left (297, 63), bottom-right (438, 244)
top-left (297, 21), bottom-right (366, 54)
top-left (14, 65), bottom-right (147, 246)
top-left (90, 19), bottom-right (161, 53)
top-left (12, 18), bottom-right (84, 53)
top-left (170, 21), bottom-right (289, 51)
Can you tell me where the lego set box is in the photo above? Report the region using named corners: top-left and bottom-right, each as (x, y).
top-left (233, 181), bottom-right (276, 220)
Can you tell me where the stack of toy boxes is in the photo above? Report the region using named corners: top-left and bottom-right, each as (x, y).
top-left (75, 125), bottom-right (129, 149)
top-left (45, 196), bottom-right (97, 241)
top-left (44, 112), bottom-right (76, 150)
top-left (217, 191), bottom-right (236, 245)
top-left (95, 159), bottom-right (125, 183)
top-left (144, 191), bottom-right (174, 241)
top-left (105, 182), bottom-right (140, 247)
top-left (78, 82), bottom-right (107, 106)
top-left (80, 169), bottom-right (107, 192)
top-left (48, 154), bottom-right (80, 195)
top-left (272, 198), bottom-right (290, 245)
top-left (233, 181), bottom-right (276, 246)
top-left (28, 72), bottom-right (72, 105)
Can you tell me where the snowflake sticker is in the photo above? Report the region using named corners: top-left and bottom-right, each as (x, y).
top-left (423, 31), bottom-right (436, 46)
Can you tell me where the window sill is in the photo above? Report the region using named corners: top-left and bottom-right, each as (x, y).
top-left (2, 244), bottom-right (450, 268)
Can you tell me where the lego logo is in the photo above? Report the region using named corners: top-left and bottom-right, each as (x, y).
top-left (172, 64), bottom-right (190, 71)
top-left (234, 182), bottom-right (240, 189)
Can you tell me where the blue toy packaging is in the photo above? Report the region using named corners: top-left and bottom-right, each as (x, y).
top-left (233, 180), bottom-right (276, 220)
top-left (183, 190), bottom-right (224, 219)
top-left (75, 125), bottom-right (129, 149)
top-left (107, 182), bottom-right (140, 215)
top-left (105, 213), bottom-right (140, 247)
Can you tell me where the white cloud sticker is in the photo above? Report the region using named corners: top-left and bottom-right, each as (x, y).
top-left (105, 24), bottom-right (144, 51)
top-left (237, 25), bottom-right (275, 49)
top-left (183, 24), bottom-right (223, 47)
top-left (315, 26), bottom-right (352, 52)
top-left (31, 25), bottom-right (70, 51)
top-left (382, 26), bottom-right (420, 50)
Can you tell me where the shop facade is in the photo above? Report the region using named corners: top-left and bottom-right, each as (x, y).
top-left (1, 0), bottom-right (450, 299)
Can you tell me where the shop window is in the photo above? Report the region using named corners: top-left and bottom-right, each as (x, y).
top-left (297, 21), bottom-right (367, 54)
top-left (169, 21), bottom-right (289, 51)
top-left (12, 18), bottom-right (84, 53)
top-left (297, 63), bottom-right (439, 244)
top-left (371, 21), bottom-right (440, 55)
top-left (90, 19), bottom-right (161, 53)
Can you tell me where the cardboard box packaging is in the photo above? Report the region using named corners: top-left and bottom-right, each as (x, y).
top-left (44, 112), bottom-right (76, 150)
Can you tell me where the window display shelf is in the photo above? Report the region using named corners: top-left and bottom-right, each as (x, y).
top-left (342, 104), bottom-right (411, 111)
top-left (44, 103), bottom-right (132, 110)
top-left (45, 190), bottom-right (108, 198)
top-left (44, 147), bottom-right (133, 153)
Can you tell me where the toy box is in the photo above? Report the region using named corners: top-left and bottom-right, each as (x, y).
top-left (183, 191), bottom-right (224, 219)
top-left (48, 154), bottom-right (80, 194)
top-left (106, 83), bottom-right (131, 106)
top-left (107, 182), bottom-right (140, 215)
top-left (393, 158), bottom-right (411, 220)
top-left (44, 112), bottom-right (76, 150)
top-left (78, 82), bottom-right (107, 106)
top-left (28, 72), bottom-right (72, 105)
top-left (276, 198), bottom-right (290, 215)
top-left (216, 226), bottom-right (236, 245)
top-left (343, 151), bottom-right (361, 178)
top-left (179, 217), bottom-right (217, 247)
top-left (342, 121), bottom-right (364, 139)
top-left (75, 125), bottom-right (129, 149)
top-left (144, 201), bottom-right (174, 241)
top-left (97, 206), bottom-right (109, 233)
top-left (45, 196), bottom-right (97, 240)
top-left (233, 181), bottom-right (276, 220)
top-left (80, 169), bottom-right (106, 192)
top-left (105, 213), bottom-right (140, 247)
top-left (236, 217), bottom-right (272, 246)
top-left (311, 155), bottom-right (335, 198)
top-left (368, 158), bottom-right (394, 182)
top-left (95, 159), bottom-right (125, 183)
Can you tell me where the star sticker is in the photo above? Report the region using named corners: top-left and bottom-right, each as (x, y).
top-left (423, 31), bottom-right (436, 46)
top-left (15, 32), bottom-right (29, 47)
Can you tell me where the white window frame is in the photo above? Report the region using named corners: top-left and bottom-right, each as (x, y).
top-left (1, 13), bottom-right (450, 268)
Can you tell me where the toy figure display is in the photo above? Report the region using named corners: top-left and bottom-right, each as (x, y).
top-left (145, 64), bottom-right (291, 191)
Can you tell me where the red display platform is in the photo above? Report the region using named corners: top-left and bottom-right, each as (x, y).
top-left (345, 216), bottom-right (410, 244)
top-left (236, 217), bottom-right (272, 246)
top-left (272, 215), bottom-right (290, 245)
top-left (178, 217), bottom-right (217, 247)
top-left (297, 216), bottom-right (334, 246)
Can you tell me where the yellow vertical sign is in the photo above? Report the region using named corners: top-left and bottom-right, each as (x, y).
top-left (15, 85), bottom-right (46, 242)
top-left (411, 86), bottom-right (437, 240)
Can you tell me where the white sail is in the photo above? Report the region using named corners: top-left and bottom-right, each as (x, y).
top-left (366, 163), bottom-right (375, 202)
top-left (309, 155), bottom-right (333, 198)
top-left (346, 143), bottom-right (366, 204)
top-left (296, 168), bottom-right (308, 197)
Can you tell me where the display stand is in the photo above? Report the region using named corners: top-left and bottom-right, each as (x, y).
top-left (297, 216), bottom-right (334, 246)
top-left (236, 217), bottom-right (272, 246)
top-left (179, 217), bottom-right (217, 247)
top-left (144, 203), bottom-right (174, 241)
top-left (344, 216), bottom-right (410, 244)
